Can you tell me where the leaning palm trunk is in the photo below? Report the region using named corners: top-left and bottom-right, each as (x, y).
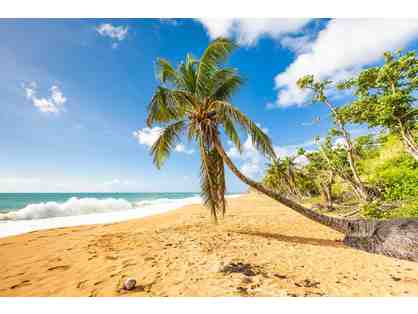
top-left (214, 138), bottom-right (418, 262)
top-left (213, 138), bottom-right (369, 234)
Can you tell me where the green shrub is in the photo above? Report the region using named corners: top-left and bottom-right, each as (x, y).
top-left (369, 153), bottom-right (418, 201)
top-left (361, 203), bottom-right (386, 219)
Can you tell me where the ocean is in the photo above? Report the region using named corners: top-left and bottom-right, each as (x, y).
top-left (0, 192), bottom-right (237, 238)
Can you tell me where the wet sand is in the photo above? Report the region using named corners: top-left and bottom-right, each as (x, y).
top-left (1, 193), bottom-right (417, 297)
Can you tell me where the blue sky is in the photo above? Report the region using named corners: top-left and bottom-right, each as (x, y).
top-left (1, 18), bottom-right (418, 193)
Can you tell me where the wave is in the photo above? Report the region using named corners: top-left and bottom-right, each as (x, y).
top-left (0, 197), bottom-right (133, 221)
top-left (0, 194), bottom-right (242, 238)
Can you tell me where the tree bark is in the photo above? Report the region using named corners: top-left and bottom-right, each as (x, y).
top-left (320, 182), bottom-right (333, 210)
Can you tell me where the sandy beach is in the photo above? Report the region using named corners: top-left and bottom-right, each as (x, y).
top-left (1, 193), bottom-right (418, 297)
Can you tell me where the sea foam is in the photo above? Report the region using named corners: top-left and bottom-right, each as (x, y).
top-left (0, 197), bottom-right (133, 220)
top-left (0, 195), bottom-right (203, 238)
top-left (0, 194), bottom-right (241, 238)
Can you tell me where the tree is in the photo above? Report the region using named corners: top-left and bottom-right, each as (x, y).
top-left (337, 51), bottom-right (418, 160)
top-left (263, 157), bottom-right (305, 198)
top-left (297, 75), bottom-right (371, 201)
top-left (263, 159), bottom-right (293, 196)
top-left (299, 148), bottom-right (336, 210)
top-left (145, 38), bottom-right (418, 262)
top-left (314, 132), bottom-right (371, 201)
top-left (147, 38), bottom-right (275, 222)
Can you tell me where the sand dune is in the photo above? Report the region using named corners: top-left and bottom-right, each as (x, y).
top-left (1, 194), bottom-right (418, 297)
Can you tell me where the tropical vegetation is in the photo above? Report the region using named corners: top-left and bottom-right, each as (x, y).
top-left (143, 38), bottom-right (418, 262)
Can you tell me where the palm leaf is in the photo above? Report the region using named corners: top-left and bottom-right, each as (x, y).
top-left (196, 38), bottom-right (236, 98)
top-left (177, 53), bottom-right (198, 93)
top-left (219, 112), bottom-right (242, 153)
top-left (156, 58), bottom-right (178, 84)
top-left (215, 101), bottom-right (276, 159)
top-left (151, 120), bottom-right (185, 168)
top-left (210, 68), bottom-right (244, 101)
top-left (147, 87), bottom-right (179, 127)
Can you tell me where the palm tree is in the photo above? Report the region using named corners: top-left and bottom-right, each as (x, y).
top-left (144, 38), bottom-right (418, 262)
top-left (263, 157), bottom-right (302, 198)
top-left (282, 156), bottom-right (302, 198)
top-left (263, 159), bottom-right (292, 195)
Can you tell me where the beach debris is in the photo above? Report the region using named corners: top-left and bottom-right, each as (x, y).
top-left (294, 279), bottom-right (320, 288)
top-left (123, 278), bottom-right (137, 290)
top-left (220, 262), bottom-right (265, 277)
top-left (273, 274), bottom-right (287, 279)
top-left (390, 275), bottom-right (401, 281)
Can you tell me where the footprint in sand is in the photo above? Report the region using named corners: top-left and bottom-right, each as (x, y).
top-left (76, 280), bottom-right (88, 289)
top-left (47, 265), bottom-right (70, 271)
top-left (88, 255), bottom-right (97, 261)
top-left (110, 271), bottom-right (122, 278)
top-left (105, 255), bottom-right (119, 260)
top-left (10, 280), bottom-right (31, 289)
top-left (122, 262), bottom-right (137, 268)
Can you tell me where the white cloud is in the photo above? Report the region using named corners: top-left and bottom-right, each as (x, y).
top-left (23, 83), bottom-right (67, 113)
top-left (50, 85), bottom-right (67, 106)
top-left (275, 19), bottom-right (418, 107)
top-left (96, 23), bottom-right (129, 41)
top-left (24, 81), bottom-right (37, 99)
top-left (132, 127), bottom-right (162, 147)
top-left (174, 144), bottom-right (194, 155)
top-left (198, 19), bottom-right (234, 39)
top-left (280, 35), bottom-right (313, 54)
top-left (198, 18), bottom-right (311, 46)
top-left (227, 136), bottom-right (266, 179)
top-left (133, 128), bottom-right (194, 155)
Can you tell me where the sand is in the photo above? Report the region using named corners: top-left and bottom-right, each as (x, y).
top-left (1, 193), bottom-right (418, 297)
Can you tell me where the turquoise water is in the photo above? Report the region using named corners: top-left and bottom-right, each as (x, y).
top-left (0, 192), bottom-right (199, 213)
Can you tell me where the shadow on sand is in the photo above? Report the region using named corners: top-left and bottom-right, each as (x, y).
top-left (233, 230), bottom-right (344, 248)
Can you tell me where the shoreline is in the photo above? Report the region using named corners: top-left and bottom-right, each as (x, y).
top-left (1, 193), bottom-right (418, 297)
top-left (0, 194), bottom-right (242, 239)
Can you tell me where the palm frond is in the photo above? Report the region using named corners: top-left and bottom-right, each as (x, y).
top-left (215, 101), bottom-right (276, 159)
top-left (147, 87), bottom-right (179, 127)
top-left (178, 53), bottom-right (198, 93)
top-left (196, 38), bottom-right (236, 97)
top-left (151, 120), bottom-right (185, 169)
top-left (220, 112), bottom-right (242, 153)
top-left (210, 68), bottom-right (244, 101)
top-left (156, 58), bottom-right (178, 84)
